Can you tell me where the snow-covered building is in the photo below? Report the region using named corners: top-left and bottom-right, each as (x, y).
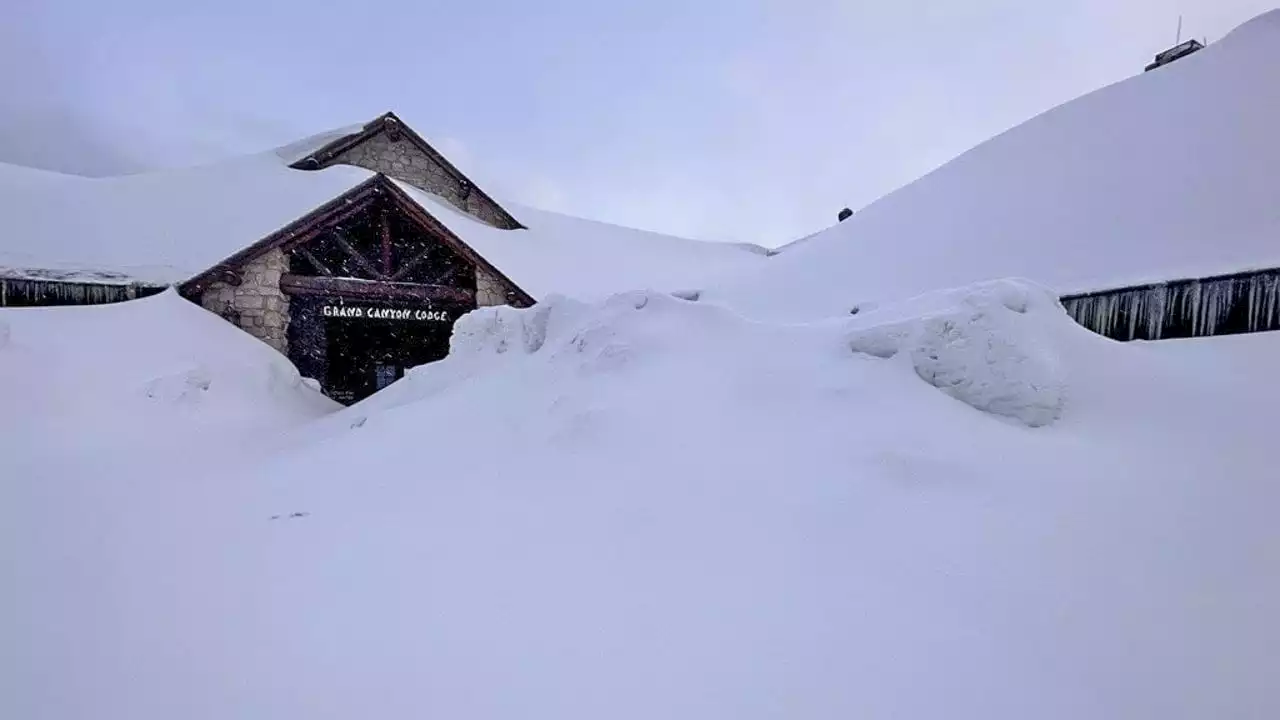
top-left (0, 112), bottom-right (768, 403)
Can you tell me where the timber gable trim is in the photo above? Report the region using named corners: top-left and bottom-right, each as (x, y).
top-left (179, 173), bottom-right (535, 308)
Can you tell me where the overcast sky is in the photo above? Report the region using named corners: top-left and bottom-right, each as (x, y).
top-left (1, 0), bottom-right (1274, 245)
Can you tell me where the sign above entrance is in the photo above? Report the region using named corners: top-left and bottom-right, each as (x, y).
top-left (322, 304), bottom-right (452, 322)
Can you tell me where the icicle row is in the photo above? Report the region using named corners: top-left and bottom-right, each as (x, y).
top-left (0, 279), bottom-right (165, 307)
top-left (1064, 270), bottom-right (1280, 341)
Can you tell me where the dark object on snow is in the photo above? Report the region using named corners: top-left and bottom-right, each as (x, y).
top-left (1144, 39), bottom-right (1204, 72)
top-left (837, 207), bottom-right (853, 223)
top-left (289, 512), bottom-right (310, 519)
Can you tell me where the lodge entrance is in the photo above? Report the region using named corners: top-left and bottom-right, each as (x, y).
top-left (288, 295), bottom-right (470, 404)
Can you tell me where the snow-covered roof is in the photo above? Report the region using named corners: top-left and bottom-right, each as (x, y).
top-left (713, 10), bottom-right (1280, 320)
top-left (0, 130), bottom-right (768, 298)
top-left (395, 182), bottom-right (770, 300)
top-left (0, 152), bottom-right (375, 285)
top-left (271, 124), bottom-right (366, 166)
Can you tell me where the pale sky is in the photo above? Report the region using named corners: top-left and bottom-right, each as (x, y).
top-left (1, 0), bottom-right (1274, 245)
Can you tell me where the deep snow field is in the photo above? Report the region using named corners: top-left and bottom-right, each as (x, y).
top-left (7, 8), bottom-right (1280, 719)
top-left (3, 282), bottom-right (1280, 719)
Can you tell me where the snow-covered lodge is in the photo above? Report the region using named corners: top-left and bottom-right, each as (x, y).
top-left (8, 10), bottom-right (1280, 407)
top-left (0, 112), bottom-right (767, 403)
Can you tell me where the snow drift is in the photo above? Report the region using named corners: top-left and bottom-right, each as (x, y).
top-left (713, 10), bottom-right (1280, 320)
top-left (845, 279), bottom-right (1067, 427)
top-left (428, 279), bottom-right (1067, 428)
top-left (7, 279), bottom-right (1280, 718)
top-left (0, 290), bottom-right (333, 453)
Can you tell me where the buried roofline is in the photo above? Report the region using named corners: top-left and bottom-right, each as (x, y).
top-left (178, 173), bottom-right (536, 308)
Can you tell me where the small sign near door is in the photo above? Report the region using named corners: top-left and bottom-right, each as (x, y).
top-left (374, 363), bottom-right (399, 390)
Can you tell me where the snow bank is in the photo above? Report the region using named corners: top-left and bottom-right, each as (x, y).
top-left (711, 9), bottom-right (1280, 319)
top-left (5, 277), bottom-right (1280, 718)
top-left (847, 280), bottom-right (1067, 427)
top-left (439, 280), bottom-right (1067, 427)
top-left (0, 290), bottom-right (334, 447)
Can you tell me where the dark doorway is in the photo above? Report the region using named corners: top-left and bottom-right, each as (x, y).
top-left (288, 296), bottom-right (469, 404)
top-left (323, 310), bottom-right (454, 403)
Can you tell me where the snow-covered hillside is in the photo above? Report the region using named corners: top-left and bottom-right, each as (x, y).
top-left (5, 279), bottom-right (1280, 718)
top-left (712, 10), bottom-right (1280, 320)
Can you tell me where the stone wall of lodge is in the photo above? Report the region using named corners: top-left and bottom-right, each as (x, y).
top-left (331, 133), bottom-right (519, 230)
top-left (199, 248), bottom-right (290, 353)
top-left (476, 266), bottom-right (510, 307)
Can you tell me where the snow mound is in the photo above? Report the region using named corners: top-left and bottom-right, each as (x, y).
top-left (398, 281), bottom-right (1067, 428)
top-left (143, 365), bottom-right (214, 404)
top-left (0, 290), bottom-right (335, 443)
top-left (847, 280), bottom-right (1067, 427)
top-left (450, 290), bottom-right (732, 370)
top-left (450, 297), bottom-right (573, 358)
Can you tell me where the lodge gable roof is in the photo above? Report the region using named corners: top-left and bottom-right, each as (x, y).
top-left (180, 173), bottom-right (534, 308)
top-left (288, 111), bottom-right (524, 231)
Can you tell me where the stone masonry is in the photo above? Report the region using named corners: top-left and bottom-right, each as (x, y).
top-left (476, 266), bottom-right (509, 307)
top-left (200, 248), bottom-right (290, 353)
top-left (333, 132), bottom-right (519, 230)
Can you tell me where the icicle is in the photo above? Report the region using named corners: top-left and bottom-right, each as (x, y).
top-left (1184, 282), bottom-right (1200, 337)
top-left (1147, 285), bottom-right (1167, 340)
top-left (1247, 276), bottom-right (1258, 332)
top-left (1255, 273), bottom-right (1280, 333)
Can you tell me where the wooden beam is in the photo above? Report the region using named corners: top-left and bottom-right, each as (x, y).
top-left (278, 197), bottom-right (376, 253)
top-left (380, 208), bottom-right (392, 276)
top-left (329, 229), bottom-right (386, 280)
top-left (295, 248), bottom-right (334, 277)
top-left (389, 246), bottom-right (435, 282)
top-left (279, 274), bottom-right (475, 304)
top-left (212, 267), bottom-right (243, 287)
top-left (182, 176), bottom-right (385, 297)
top-left (380, 182), bottom-right (537, 307)
top-left (428, 263), bottom-right (464, 286)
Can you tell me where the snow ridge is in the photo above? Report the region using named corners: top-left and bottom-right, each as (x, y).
top-left (434, 280), bottom-right (1070, 428)
top-left (847, 280), bottom-right (1067, 427)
